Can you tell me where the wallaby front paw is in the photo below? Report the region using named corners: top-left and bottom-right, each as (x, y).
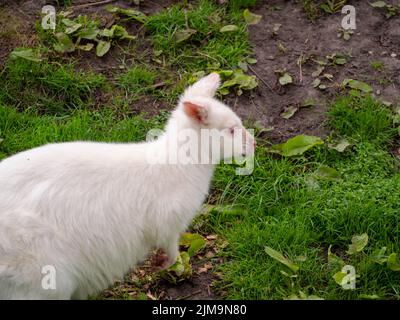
top-left (151, 250), bottom-right (177, 270)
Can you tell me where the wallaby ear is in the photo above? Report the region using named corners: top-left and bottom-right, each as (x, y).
top-left (183, 101), bottom-right (208, 124)
top-left (184, 72), bottom-right (221, 98)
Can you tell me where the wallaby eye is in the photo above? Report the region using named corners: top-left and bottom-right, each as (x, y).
top-left (229, 127), bottom-right (235, 135)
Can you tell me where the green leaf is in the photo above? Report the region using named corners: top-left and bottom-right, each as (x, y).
top-left (220, 70), bottom-right (258, 94)
top-left (320, 3), bottom-right (334, 14)
top-left (387, 253), bottom-right (400, 271)
top-left (312, 78), bottom-right (321, 88)
top-left (188, 238), bottom-right (206, 257)
top-left (370, 1), bottom-right (387, 8)
top-left (314, 165), bottom-right (341, 182)
top-left (180, 233), bottom-right (206, 257)
top-left (112, 25), bottom-right (135, 40)
top-left (343, 79), bottom-right (373, 93)
top-left (219, 25), bottom-right (239, 33)
top-left (238, 61), bottom-right (248, 72)
top-left (288, 293), bottom-right (324, 300)
top-left (77, 43), bottom-right (94, 51)
top-left (335, 57), bottom-right (347, 65)
top-left (61, 18), bottom-right (76, 27)
top-left (106, 5), bottom-right (147, 23)
top-left (53, 33), bottom-right (75, 53)
top-left (279, 73), bottom-right (293, 86)
top-left (100, 25), bottom-right (135, 40)
top-left (312, 65), bottom-right (325, 78)
top-left (280, 106), bottom-right (298, 119)
top-left (78, 27), bottom-right (99, 40)
top-left (243, 9), bottom-right (262, 25)
top-left (246, 57), bottom-right (257, 64)
top-left (174, 28), bottom-right (197, 43)
top-left (265, 246), bottom-right (299, 273)
top-left (62, 19), bottom-right (83, 34)
top-left (10, 48), bottom-right (43, 62)
top-left (347, 233), bottom-right (369, 255)
top-left (272, 135), bottom-right (324, 157)
top-left (333, 271), bottom-right (347, 286)
top-left (272, 23), bottom-right (282, 34)
top-left (96, 40), bottom-right (111, 57)
top-left (209, 204), bottom-right (247, 217)
top-left (370, 247), bottom-right (387, 265)
top-left (343, 32), bottom-right (351, 41)
top-left (99, 28), bottom-right (114, 38)
top-left (62, 19), bottom-right (82, 34)
top-left (328, 139), bottom-right (351, 152)
top-left (301, 98), bottom-right (316, 108)
top-left (359, 294), bottom-right (380, 300)
top-left (161, 251), bottom-right (192, 284)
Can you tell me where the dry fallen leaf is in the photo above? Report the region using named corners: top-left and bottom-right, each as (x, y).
top-left (146, 291), bottom-right (157, 300)
top-left (206, 234), bottom-right (218, 240)
top-left (198, 267), bottom-right (209, 273)
top-left (206, 251), bottom-right (215, 258)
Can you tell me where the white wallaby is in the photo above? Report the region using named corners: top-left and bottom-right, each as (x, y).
top-left (0, 73), bottom-right (255, 299)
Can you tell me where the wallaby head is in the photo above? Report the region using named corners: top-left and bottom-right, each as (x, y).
top-left (163, 73), bottom-right (256, 164)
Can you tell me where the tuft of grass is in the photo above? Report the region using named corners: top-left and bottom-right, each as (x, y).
top-left (370, 60), bottom-right (384, 71)
top-left (302, 0), bottom-right (320, 21)
top-left (145, 0), bottom-right (251, 71)
top-left (0, 104), bottom-right (165, 160)
top-left (328, 95), bottom-right (396, 146)
top-left (302, 0), bottom-right (348, 21)
top-left (117, 66), bottom-right (157, 99)
top-left (228, 0), bottom-right (257, 10)
top-left (0, 56), bottom-right (105, 115)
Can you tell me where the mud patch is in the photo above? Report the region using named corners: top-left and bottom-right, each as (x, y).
top-left (232, 0), bottom-right (400, 143)
top-left (0, 2), bottom-right (40, 65)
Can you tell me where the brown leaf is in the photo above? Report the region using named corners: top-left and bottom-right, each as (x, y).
top-left (206, 251), bottom-right (215, 258)
top-left (198, 267), bottom-right (209, 274)
top-left (146, 291), bottom-right (157, 300)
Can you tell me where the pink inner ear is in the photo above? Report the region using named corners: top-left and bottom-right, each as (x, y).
top-left (183, 102), bottom-right (205, 123)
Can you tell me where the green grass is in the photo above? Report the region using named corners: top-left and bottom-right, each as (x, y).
top-left (301, 0), bottom-right (348, 20)
top-left (145, 0), bottom-right (251, 71)
top-left (370, 60), bottom-right (384, 71)
top-left (117, 66), bottom-right (157, 99)
top-left (208, 95), bottom-right (400, 299)
top-left (0, 104), bottom-right (165, 160)
top-left (0, 58), bottom-right (105, 115)
top-left (328, 95), bottom-right (397, 146)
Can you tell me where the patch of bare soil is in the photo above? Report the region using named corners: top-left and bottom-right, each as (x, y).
top-left (0, 1), bottom-right (41, 65)
top-left (230, 0), bottom-right (400, 143)
top-left (100, 236), bottom-right (223, 300)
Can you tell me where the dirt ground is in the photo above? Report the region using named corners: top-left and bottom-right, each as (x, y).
top-left (0, 0), bottom-right (399, 299)
top-left (230, 0), bottom-right (400, 143)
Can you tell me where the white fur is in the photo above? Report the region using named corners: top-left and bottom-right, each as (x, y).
top-left (0, 73), bottom-right (254, 299)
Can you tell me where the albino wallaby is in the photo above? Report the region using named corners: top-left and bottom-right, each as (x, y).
top-left (0, 73), bottom-right (255, 299)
